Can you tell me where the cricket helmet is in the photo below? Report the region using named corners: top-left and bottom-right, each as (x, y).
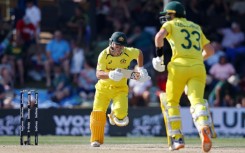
top-left (159, 1), bottom-right (186, 24)
top-left (109, 32), bottom-right (127, 46)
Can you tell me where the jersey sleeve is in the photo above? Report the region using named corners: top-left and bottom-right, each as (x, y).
top-left (96, 51), bottom-right (106, 71)
top-left (126, 47), bottom-right (140, 60)
top-left (161, 22), bottom-right (172, 36)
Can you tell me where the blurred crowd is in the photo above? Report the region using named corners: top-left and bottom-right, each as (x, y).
top-left (0, 0), bottom-right (245, 109)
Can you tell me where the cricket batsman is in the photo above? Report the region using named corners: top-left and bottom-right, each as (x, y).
top-left (152, 1), bottom-right (216, 152)
top-left (90, 31), bottom-right (150, 147)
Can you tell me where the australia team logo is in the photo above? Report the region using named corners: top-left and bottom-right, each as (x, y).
top-left (120, 59), bottom-right (126, 64)
top-left (118, 36), bottom-right (124, 43)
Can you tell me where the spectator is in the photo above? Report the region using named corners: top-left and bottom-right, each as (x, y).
top-left (205, 41), bottom-right (226, 71)
top-left (0, 75), bottom-right (14, 109)
top-left (209, 55), bottom-right (236, 82)
top-left (185, 0), bottom-right (205, 25)
top-left (0, 21), bottom-right (11, 43)
top-left (236, 96), bottom-right (245, 108)
top-left (28, 50), bottom-right (46, 81)
top-left (0, 79), bottom-right (6, 108)
top-left (16, 15), bottom-right (37, 54)
top-left (66, 6), bottom-right (88, 43)
top-left (208, 56), bottom-right (236, 106)
top-left (49, 63), bottom-right (71, 104)
top-left (1, 82), bottom-right (14, 109)
top-left (208, 80), bottom-right (236, 107)
top-left (77, 60), bottom-right (97, 102)
top-left (112, 19), bottom-right (131, 36)
top-left (207, 0), bottom-right (229, 16)
top-left (4, 36), bottom-right (25, 85)
top-left (16, 15), bottom-right (38, 81)
top-left (0, 62), bottom-right (15, 109)
top-left (128, 25), bottom-right (154, 66)
top-left (95, 0), bottom-right (111, 35)
top-left (238, 75), bottom-right (245, 94)
top-left (223, 93), bottom-right (235, 107)
top-left (233, 50), bottom-right (245, 77)
top-left (231, 0), bottom-right (245, 15)
top-left (0, 55), bottom-right (14, 88)
top-left (242, 97), bottom-right (245, 107)
top-left (106, 0), bottom-right (131, 35)
top-left (220, 23), bottom-right (245, 71)
top-left (70, 40), bottom-right (85, 83)
top-left (25, 0), bottom-right (41, 34)
top-left (131, 1), bottom-right (159, 30)
top-left (44, 30), bottom-right (70, 87)
top-left (218, 22), bottom-right (244, 49)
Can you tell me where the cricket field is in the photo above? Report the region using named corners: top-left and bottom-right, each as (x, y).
top-left (0, 136), bottom-right (244, 153)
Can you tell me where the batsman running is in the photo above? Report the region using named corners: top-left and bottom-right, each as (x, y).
top-left (90, 31), bottom-right (150, 147)
top-left (152, 1), bottom-right (216, 152)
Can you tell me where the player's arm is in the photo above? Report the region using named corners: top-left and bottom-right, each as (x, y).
top-left (96, 65), bottom-right (123, 81)
top-left (152, 28), bottom-right (168, 72)
top-left (96, 53), bottom-right (110, 80)
top-left (155, 28), bottom-right (168, 56)
top-left (202, 43), bottom-right (214, 60)
top-left (96, 70), bottom-right (109, 79)
top-left (135, 50), bottom-right (151, 82)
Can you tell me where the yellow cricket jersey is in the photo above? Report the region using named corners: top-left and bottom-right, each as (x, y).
top-left (96, 47), bottom-right (140, 87)
top-left (161, 18), bottom-right (210, 66)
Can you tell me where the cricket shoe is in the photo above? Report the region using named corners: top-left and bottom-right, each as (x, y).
top-left (91, 141), bottom-right (100, 147)
top-left (200, 126), bottom-right (212, 152)
top-left (169, 138), bottom-right (185, 151)
top-left (107, 112), bottom-right (116, 125)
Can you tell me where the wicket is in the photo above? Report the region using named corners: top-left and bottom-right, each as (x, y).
top-left (20, 90), bottom-right (38, 145)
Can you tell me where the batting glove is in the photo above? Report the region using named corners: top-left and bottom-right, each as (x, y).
top-left (137, 67), bottom-right (151, 82)
top-left (152, 56), bottom-right (165, 72)
top-left (109, 69), bottom-right (124, 81)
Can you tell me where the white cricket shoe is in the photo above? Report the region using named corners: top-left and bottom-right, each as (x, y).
top-left (91, 141), bottom-right (100, 147)
top-left (169, 138), bottom-right (185, 151)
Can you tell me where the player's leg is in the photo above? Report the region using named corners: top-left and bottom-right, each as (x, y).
top-left (187, 65), bottom-right (216, 152)
top-left (90, 111), bottom-right (106, 147)
top-left (108, 86), bottom-right (129, 126)
top-left (161, 63), bottom-right (187, 150)
top-left (90, 88), bottom-right (111, 147)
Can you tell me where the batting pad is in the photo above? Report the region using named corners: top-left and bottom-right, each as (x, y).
top-left (90, 111), bottom-right (106, 144)
top-left (160, 92), bottom-right (183, 147)
top-left (190, 100), bottom-right (217, 138)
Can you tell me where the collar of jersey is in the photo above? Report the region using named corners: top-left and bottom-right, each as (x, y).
top-left (106, 47), bottom-right (125, 56)
top-left (173, 17), bottom-right (186, 21)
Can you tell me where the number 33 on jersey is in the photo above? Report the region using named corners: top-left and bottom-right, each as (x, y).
top-left (161, 18), bottom-right (210, 66)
